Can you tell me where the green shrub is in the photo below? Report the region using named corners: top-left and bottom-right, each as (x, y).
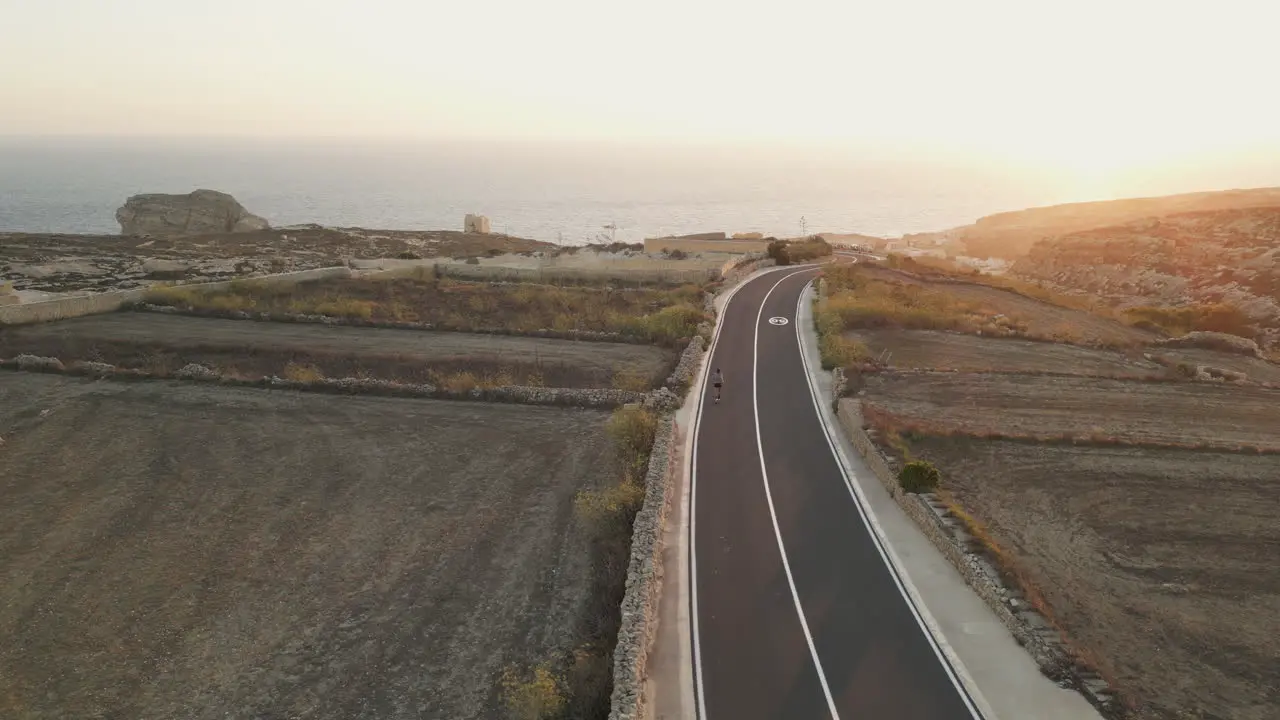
top-left (640, 303), bottom-right (706, 345)
top-left (898, 460), bottom-right (940, 493)
top-left (607, 406), bottom-right (658, 481)
top-left (767, 240), bottom-right (791, 266)
top-left (574, 480), bottom-right (646, 529)
top-left (282, 362), bottom-right (324, 382)
top-left (1125, 302), bottom-right (1255, 338)
top-left (787, 236), bottom-right (834, 262)
top-left (501, 663), bottom-right (566, 720)
top-left (819, 333), bottom-right (869, 370)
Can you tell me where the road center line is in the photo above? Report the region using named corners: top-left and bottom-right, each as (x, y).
top-left (751, 270), bottom-right (842, 720)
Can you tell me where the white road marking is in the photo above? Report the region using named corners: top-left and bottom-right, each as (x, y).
top-left (768, 316), bottom-right (789, 326)
top-left (792, 281), bottom-right (993, 720)
top-left (688, 262), bottom-right (828, 719)
top-left (751, 271), bottom-right (842, 719)
top-left (689, 267), bottom-right (790, 718)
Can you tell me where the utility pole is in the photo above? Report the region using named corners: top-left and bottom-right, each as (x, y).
top-left (800, 216), bottom-right (808, 238)
top-left (604, 222), bottom-right (618, 243)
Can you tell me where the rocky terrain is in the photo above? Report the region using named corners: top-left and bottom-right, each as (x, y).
top-left (950, 186), bottom-right (1280, 259)
top-left (0, 226), bottom-right (552, 298)
top-left (1010, 206), bottom-right (1280, 342)
top-left (116, 189), bottom-right (270, 237)
top-left (0, 188), bottom-right (556, 299)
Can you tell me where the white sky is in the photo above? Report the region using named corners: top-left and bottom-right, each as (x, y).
top-left (3, 0), bottom-right (1279, 176)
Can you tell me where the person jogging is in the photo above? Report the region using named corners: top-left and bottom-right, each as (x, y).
top-left (712, 368), bottom-right (724, 403)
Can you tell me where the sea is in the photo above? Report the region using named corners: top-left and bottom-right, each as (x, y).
top-left (4, 136), bottom-right (1278, 244)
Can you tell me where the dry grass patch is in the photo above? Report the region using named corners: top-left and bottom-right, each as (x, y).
top-left (281, 361), bottom-right (324, 382)
top-left (143, 276), bottom-right (709, 347)
top-left (823, 263), bottom-right (1153, 347)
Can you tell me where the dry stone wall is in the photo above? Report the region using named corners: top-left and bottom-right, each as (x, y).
top-left (608, 416), bottom-right (678, 720)
top-left (0, 266), bottom-right (351, 327)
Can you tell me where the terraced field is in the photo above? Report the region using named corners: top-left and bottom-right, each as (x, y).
top-left (0, 373), bottom-right (615, 720)
top-left (861, 371), bottom-right (1280, 450)
top-left (903, 436), bottom-right (1280, 720)
top-left (0, 312), bottom-right (674, 389)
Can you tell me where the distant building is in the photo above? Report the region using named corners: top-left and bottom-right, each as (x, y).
top-left (464, 214), bottom-right (492, 234)
top-left (643, 232), bottom-right (768, 255)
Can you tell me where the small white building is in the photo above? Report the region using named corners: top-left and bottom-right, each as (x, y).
top-left (464, 214), bottom-right (492, 234)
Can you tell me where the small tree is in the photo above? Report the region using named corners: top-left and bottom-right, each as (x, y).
top-left (767, 240), bottom-right (791, 266)
top-left (898, 460), bottom-right (940, 493)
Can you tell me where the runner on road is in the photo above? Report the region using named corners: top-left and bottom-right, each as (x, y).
top-left (712, 368), bottom-right (724, 403)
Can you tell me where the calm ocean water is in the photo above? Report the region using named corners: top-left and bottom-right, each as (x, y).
top-left (4, 137), bottom-right (1274, 244)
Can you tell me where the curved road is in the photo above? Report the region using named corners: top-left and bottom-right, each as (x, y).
top-left (689, 265), bottom-right (984, 719)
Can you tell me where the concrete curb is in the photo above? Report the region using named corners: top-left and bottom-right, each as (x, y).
top-left (833, 398), bottom-right (1124, 718)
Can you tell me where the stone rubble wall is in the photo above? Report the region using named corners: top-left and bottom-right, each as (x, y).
top-left (664, 336), bottom-right (705, 391)
top-left (0, 357), bottom-right (651, 410)
top-left (717, 253), bottom-right (775, 288)
top-left (363, 261), bottom-right (717, 286)
top-left (608, 415), bottom-right (679, 720)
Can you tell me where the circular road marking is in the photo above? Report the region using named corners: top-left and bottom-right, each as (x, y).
top-left (768, 317), bottom-right (789, 326)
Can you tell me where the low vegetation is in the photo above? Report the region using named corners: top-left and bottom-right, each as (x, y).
top-left (813, 305), bottom-right (869, 370)
top-left (1123, 302), bottom-right (1256, 338)
top-left (812, 263), bottom-right (1158, 353)
top-left (501, 664), bottom-right (568, 720)
top-left (897, 460), bottom-right (939, 493)
top-left (767, 236), bottom-right (833, 266)
top-left (821, 265), bottom-right (1006, 331)
top-left (885, 254), bottom-right (1106, 313)
top-left (499, 405), bottom-right (658, 719)
top-left (143, 276), bottom-right (709, 347)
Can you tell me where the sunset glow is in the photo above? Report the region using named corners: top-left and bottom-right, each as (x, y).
top-left (3, 0), bottom-right (1278, 182)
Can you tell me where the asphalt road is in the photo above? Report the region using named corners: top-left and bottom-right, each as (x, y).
top-left (690, 266), bottom-right (981, 720)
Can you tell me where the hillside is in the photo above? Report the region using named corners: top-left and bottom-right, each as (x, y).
top-left (1011, 206), bottom-right (1280, 342)
top-left (954, 187), bottom-right (1280, 259)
